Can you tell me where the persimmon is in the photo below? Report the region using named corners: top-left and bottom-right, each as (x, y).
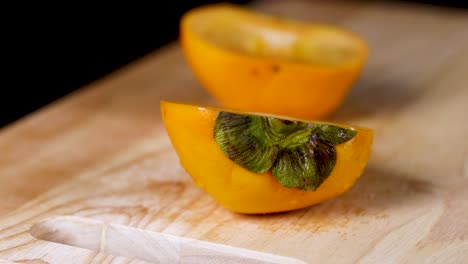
top-left (161, 101), bottom-right (373, 214)
top-left (180, 4), bottom-right (368, 119)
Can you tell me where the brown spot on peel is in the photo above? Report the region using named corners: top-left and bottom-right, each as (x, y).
top-left (271, 64), bottom-right (280, 73)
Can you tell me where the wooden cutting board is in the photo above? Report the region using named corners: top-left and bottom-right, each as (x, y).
top-left (1, 0), bottom-right (467, 263)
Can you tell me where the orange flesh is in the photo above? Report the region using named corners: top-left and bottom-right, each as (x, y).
top-left (185, 4), bottom-right (365, 66)
top-left (180, 4), bottom-right (368, 120)
top-left (161, 101), bottom-right (373, 214)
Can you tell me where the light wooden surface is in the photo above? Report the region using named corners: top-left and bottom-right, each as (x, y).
top-left (1, 0), bottom-right (468, 263)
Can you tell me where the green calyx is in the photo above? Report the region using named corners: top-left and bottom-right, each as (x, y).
top-left (214, 112), bottom-right (357, 191)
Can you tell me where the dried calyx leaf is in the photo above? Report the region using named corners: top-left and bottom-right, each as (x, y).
top-left (214, 112), bottom-right (357, 190)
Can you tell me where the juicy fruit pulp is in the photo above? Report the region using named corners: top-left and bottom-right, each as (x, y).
top-left (186, 4), bottom-right (364, 66)
top-left (161, 101), bottom-right (373, 214)
top-left (180, 4), bottom-right (368, 119)
top-left (214, 112), bottom-right (357, 190)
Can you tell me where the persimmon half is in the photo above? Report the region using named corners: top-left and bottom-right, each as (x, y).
top-left (180, 4), bottom-right (368, 120)
top-left (161, 101), bottom-right (373, 214)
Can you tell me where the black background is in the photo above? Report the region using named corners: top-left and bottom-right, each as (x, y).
top-left (2, 0), bottom-right (466, 128)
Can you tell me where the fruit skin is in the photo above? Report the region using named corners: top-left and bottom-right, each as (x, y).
top-left (161, 101), bottom-right (373, 214)
top-left (180, 4), bottom-right (368, 120)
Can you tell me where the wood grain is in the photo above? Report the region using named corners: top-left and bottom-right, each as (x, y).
top-left (1, 0), bottom-right (468, 263)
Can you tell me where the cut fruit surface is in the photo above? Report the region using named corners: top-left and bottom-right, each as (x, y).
top-left (180, 4), bottom-right (368, 119)
top-left (161, 101), bottom-right (373, 214)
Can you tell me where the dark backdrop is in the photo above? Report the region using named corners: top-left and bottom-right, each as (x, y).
top-left (2, 1), bottom-right (251, 128)
top-left (2, 0), bottom-right (466, 128)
